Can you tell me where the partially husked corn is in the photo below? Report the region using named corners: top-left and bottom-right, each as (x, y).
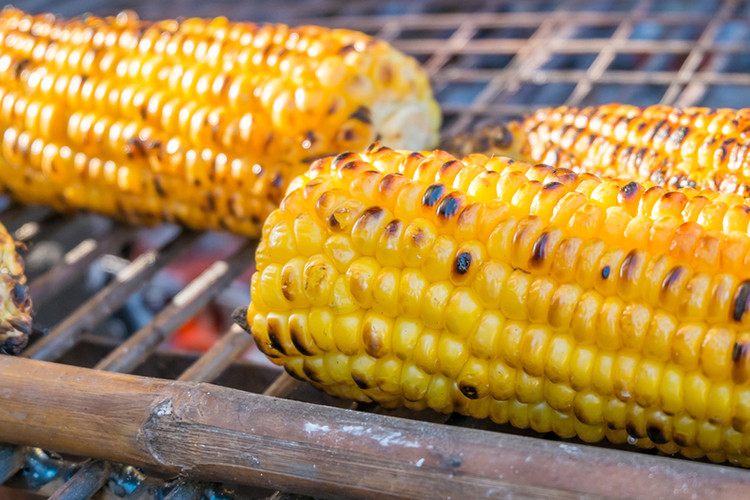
top-left (0, 221), bottom-right (31, 354)
top-left (0, 8), bottom-right (440, 235)
top-left (248, 144), bottom-right (750, 466)
top-left (447, 105), bottom-right (750, 197)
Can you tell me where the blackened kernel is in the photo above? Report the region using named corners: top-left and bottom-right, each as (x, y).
top-left (302, 364), bottom-right (323, 383)
top-left (732, 281), bottom-right (750, 322)
top-left (453, 251), bottom-right (472, 275)
top-left (10, 283), bottom-right (28, 308)
top-left (459, 384), bottom-right (479, 400)
top-left (436, 193), bottom-right (461, 218)
top-left (668, 126), bottom-right (689, 147)
top-left (542, 181), bottom-right (563, 191)
top-left (351, 373), bottom-right (370, 389)
top-left (620, 181), bottom-right (640, 199)
top-left (266, 322), bottom-right (286, 355)
top-left (153, 175), bottom-right (165, 197)
top-left (422, 184), bottom-right (445, 207)
top-left (646, 425), bottom-right (668, 444)
top-left (440, 160), bottom-right (462, 174)
top-left (661, 266), bottom-right (684, 294)
top-left (332, 152), bottom-right (356, 169)
top-left (384, 219), bottom-right (402, 236)
top-left (625, 422), bottom-right (643, 439)
top-left (284, 365), bottom-right (305, 381)
top-left (379, 173), bottom-right (402, 194)
top-left (348, 106), bottom-right (372, 124)
top-left (529, 232), bottom-right (550, 268)
top-left (289, 326), bottom-right (312, 356)
top-left (328, 213), bottom-right (341, 230)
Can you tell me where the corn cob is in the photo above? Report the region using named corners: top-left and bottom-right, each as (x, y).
top-left (0, 8), bottom-right (440, 236)
top-left (247, 143), bottom-right (750, 466)
top-left (446, 105), bottom-right (750, 197)
top-left (0, 221), bottom-right (31, 354)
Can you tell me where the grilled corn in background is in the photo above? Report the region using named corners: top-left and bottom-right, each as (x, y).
top-left (247, 144), bottom-right (750, 466)
top-left (446, 105), bottom-right (750, 197)
top-left (0, 221), bottom-right (31, 354)
top-left (0, 8), bottom-right (440, 236)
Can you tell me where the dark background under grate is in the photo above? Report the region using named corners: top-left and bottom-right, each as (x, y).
top-left (3, 0), bottom-right (750, 499)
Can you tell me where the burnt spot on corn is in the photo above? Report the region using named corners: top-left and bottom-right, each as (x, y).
top-left (619, 181), bottom-right (639, 200)
top-left (280, 270), bottom-right (296, 302)
top-left (732, 341), bottom-right (750, 384)
top-left (542, 181), bottom-right (563, 191)
top-left (459, 384), bottom-right (479, 400)
top-left (8, 318), bottom-right (30, 335)
top-left (529, 231), bottom-right (550, 268)
top-left (348, 106), bottom-right (372, 124)
top-left (153, 175), bottom-right (166, 197)
top-left (351, 373), bottom-right (370, 389)
top-left (436, 193), bottom-right (461, 219)
top-left (289, 325), bottom-right (312, 356)
top-left (733, 417), bottom-right (749, 433)
top-left (625, 422), bottom-right (644, 439)
top-left (358, 206), bottom-right (385, 225)
top-left (453, 251), bottom-right (472, 275)
top-left (411, 227), bottom-right (426, 246)
top-left (266, 320), bottom-right (287, 355)
top-left (440, 160), bottom-right (462, 175)
top-left (328, 213), bottom-right (341, 230)
top-left (10, 283), bottom-right (28, 308)
top-left (672, 433), bottom-right (689, 447)
top-left (379, 173), bottom-right (401, 194)
top-left (661, 266), bottom-right (685, 297)
top-left (284, 365), bottom-right (305, 381)
top-left (302, 363), bottom-right (323, 383)
top-left (422, 184), bottom-right (445, 207)
top-left (384, 219), bottom-right (402, 237)
top-left (339, 43), bottom-right (356, 54)
top-left (668, 126), bottom-right (689, 148)
top-left (332, 152), bottom-right (356, 169)
top-left (13, 58), bottom-right (30, 78)
top-left (363, 324), bottom-right (384, 358)
top-left (732, 281), bottom-right (750, 322)
top-left (601, 265), bottom-right (611, 279)
top-left (620, 250), bottom-right (640, 282)
top-left (646, 424), bottom-right (668, 444)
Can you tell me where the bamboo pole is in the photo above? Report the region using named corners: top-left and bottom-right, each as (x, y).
top-left (1, 356), bottom-right (749, 499)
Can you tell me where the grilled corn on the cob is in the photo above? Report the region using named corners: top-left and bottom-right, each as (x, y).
top-left (0, 221), bottom-right (31, 354)
top-left (247, 144), bottom-right (750, 466)
top-left (447, 105), bottom-right (750, 197)
top-left (0, 8), bottom-right (440, 236)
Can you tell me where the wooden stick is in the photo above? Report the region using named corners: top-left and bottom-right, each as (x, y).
top-left (1, 356), bottom-right (749, 499)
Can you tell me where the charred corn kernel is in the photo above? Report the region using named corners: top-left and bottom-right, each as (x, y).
top-left (0, 8), bottom-right (439, 236)
top-left (248, 146), bottom-right (750, 465)
top-left (0, 220), bottom-right (32, 354)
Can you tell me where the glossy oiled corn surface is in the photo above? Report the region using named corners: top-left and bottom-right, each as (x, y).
top-left (447, 105), bottom-right (750, 197)
top-left (0, 221), bottom-right (31, 354)
top-left (249, 144), bottom-right (750, 466)
top-left (0, 8), bottom-right (440, 235)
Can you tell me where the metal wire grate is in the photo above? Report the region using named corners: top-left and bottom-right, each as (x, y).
top-left (4, 0), bottom-right (750, 498)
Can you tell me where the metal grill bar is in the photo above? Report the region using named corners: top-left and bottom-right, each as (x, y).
top-left (95, 243), bottom-right (253, 374)
top-left (23, 231), bottom-right (200, 361)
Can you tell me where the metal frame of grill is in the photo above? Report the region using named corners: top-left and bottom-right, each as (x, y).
top-left (3, 0), bottom-right (750, 498)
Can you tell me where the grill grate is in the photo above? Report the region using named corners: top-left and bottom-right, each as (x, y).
top-left (4, 0), bottom-right (750, 498)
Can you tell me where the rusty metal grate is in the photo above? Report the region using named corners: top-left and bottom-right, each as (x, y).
top-left (4, 0), bottom-right (750, 498)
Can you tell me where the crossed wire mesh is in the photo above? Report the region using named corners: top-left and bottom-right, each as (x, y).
top-left (3, 0), bottom-right (750, 498)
